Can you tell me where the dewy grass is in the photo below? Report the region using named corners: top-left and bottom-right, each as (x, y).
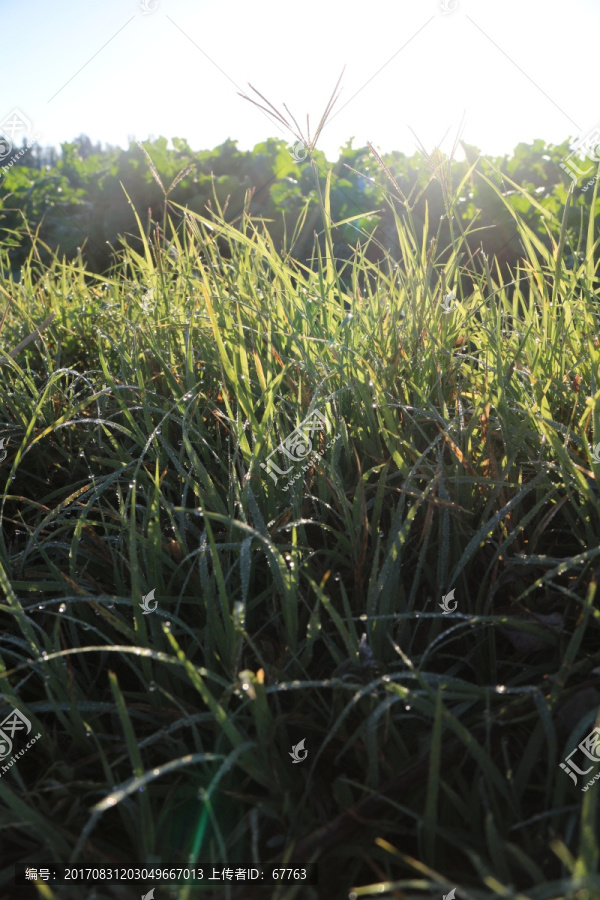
top-left (0, 154), bottom-right (600, 900)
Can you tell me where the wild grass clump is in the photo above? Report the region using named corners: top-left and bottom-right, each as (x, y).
top-left (1, 143), bottom-right (600, 900)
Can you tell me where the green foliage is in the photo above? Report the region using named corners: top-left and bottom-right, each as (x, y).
top-left (1, 154), bottom-right (600, 900)
top-left (2, 134), bottom-right (599, 287)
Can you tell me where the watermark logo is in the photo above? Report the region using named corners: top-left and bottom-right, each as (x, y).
top-left (560, 725), bottom-right (600, 790)
top-left (439, 589), bottom-right (457, 614)
top-left (0, 708), bottom-right (32, 759)
top-left (440, 0), bottom-right (458, 12)
top-left (261, 409), bottom-right (332, 486)
top-left (281, 433), bottom-right (337, 492)
top-left (289, 738), bottom-right (308, 763)
top-left (142, 288), bottom-right (156, 312)
top-left (0, 109), bottom-right (32, 161)
top-left (560, 126), bottom-right (600, 184)
top-left (0, 134), bottom-right (11, 161)
top-left (441, 290), bottom-right (457, 313)
top-left (443, 890), bottom-right (457, 900)
top-left (591, 442), bottom-right (600, 464)
top-left (290, 140), bottom-right (308, 162)
top-left (141, 890), bottom-right (155, 900)
top-left (0, 437), bottom-right (7, 463)
top-left (358, 633), bottom-right (377, 672)
top-left (0, 108), bottom-right (41, 174)
top-left (139, 0), bottom-right (158, 12)
top-left (0, 708), bottom-right (41, 777)
top-left (139, 588), bottom-right (158, 614)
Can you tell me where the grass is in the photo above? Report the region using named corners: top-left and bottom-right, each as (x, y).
top-left (1, 139), bottom-right (600, 900)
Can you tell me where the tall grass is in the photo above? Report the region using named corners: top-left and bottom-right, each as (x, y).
top-left (0, 146), bottom-right (600, 900)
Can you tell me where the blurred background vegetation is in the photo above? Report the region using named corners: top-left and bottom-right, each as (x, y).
top-left (0, 134), bottom-right (594, 285)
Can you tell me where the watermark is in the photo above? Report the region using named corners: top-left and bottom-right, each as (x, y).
top-left (441, 290), bottom-right (457, 314)
top-left (141, 288), bottom-right (156, 312)
top-left (0, 708), bottom-right (41, 776)
top-left (261, 409), bottom-right (335, 487)
top-left (358, 633), bottom-right (377, 672)
top-left (590, 442), bottom-right (600, 464)
top-left (139, 0), bottom-right (158, 12)
top-left (24, 869), bottom-right (51, 882)
top-left (0, 109), bottom-right (32, 157)
top-left (560, 725), bottom-right (600, 790)
top-left (290, 140), bottom-right (308, 162)
top-left (281, 434), bottom-right (337, 492)
top-left (142, 891), bottom-right (156, 900)
top-left (289, 739), bottom-right (307, 763)
top-left (560, 126), bottom-right (600, 185)
top-left (439, 0), bottom-right (458, 12)
top-left (139, 588), bottom-right (157, 614)
top-left (0, 437), bottom-right (7, 463)
top-left (0, 108), bottom-right (42, 175)
top-left (582, 174), bottom-right (598, 193)
top-left (443, 891), bottom-right (457, 900)
top-left (439, 589), bottom-right (457, 614)
top-left (582, 771), bottom-right (600, 792)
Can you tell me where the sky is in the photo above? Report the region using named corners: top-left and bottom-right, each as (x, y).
top-left (1, 0), bottom-right (598, 164)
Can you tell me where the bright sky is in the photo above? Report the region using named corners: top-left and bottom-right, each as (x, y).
top-left (1, 0), bottom-right (597, 164)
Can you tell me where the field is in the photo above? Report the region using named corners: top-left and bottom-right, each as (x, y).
top-left (1, 148), bottom-right (600, 900)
